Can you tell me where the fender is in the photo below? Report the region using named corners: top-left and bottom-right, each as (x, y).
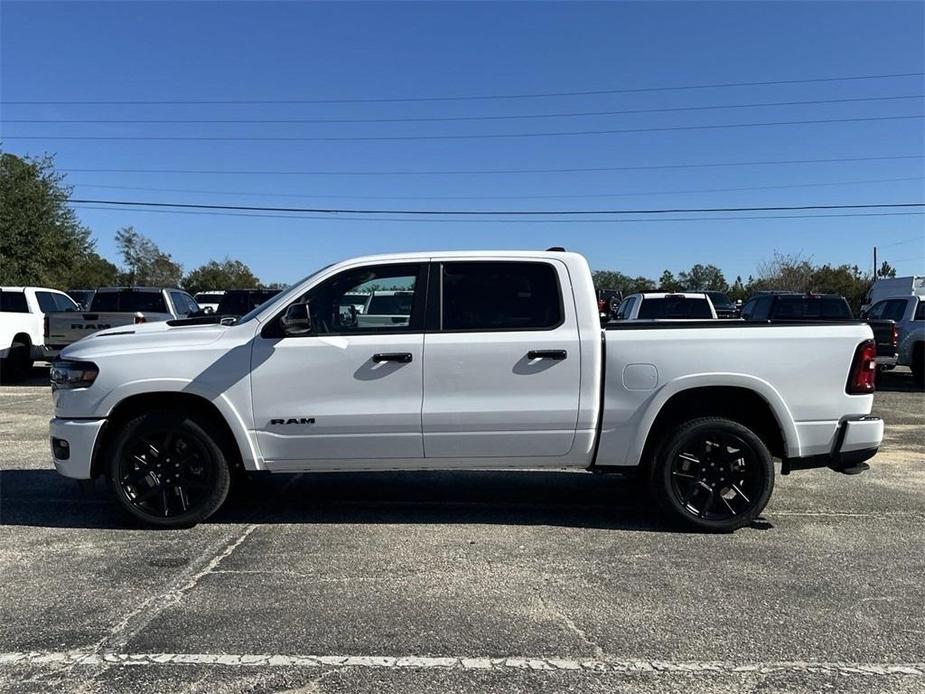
top-left (628, 372), bottom-right (801, 465)
top-left (96, 377), bottom-right (264, 471)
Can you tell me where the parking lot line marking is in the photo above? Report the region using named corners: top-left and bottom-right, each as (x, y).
top-left (0, 652), bottom-right (923, 676)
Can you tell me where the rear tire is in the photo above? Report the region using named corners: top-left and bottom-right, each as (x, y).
top-left (912, 344), bottom-right (924, 388)
top-left (650, 417), bottom-right (774, 533)
top-left (106, 411), bottom-right (232, 528)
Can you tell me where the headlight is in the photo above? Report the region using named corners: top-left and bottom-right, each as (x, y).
top-left (50, 360), bottom-right (99, 390)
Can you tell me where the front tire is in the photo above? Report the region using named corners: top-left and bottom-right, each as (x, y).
top-left (650, 417), bottom-right (774, 533)
top-left (106, 411), bottom-right (232, 528)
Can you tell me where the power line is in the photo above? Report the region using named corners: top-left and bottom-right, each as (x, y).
top-left (58, 154), bottom-right (925, 176)
top-left (4, 71), bottom-right (922, 105)
top-left (8, 114), bottom-right (923, 142)
top-left (70, 204), bottom-right (925, 224)
top-left (67, 176), bottom-right (925, 202)
top-left (3, 94), bottom-right (921, 124)
top-left (67, 198), bottom-right (925, 216)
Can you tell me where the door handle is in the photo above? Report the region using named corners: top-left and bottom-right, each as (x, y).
top-left (372, 352), bottom-right (413, 363)
top-left (527, 349), bottom-right (567, 360)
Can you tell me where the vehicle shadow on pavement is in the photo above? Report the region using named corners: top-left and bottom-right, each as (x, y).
top-left (0, 364), bottom-right (50, 388)
top-left (876, 369), bottom-right (923, 393)
top-left (0, 468), bottom-right (774, 533)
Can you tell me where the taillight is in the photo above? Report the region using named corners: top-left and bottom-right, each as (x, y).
top-left (44, 314), bottom-right (49, 339)
top-left (847, 339), bottom-right (877, 394)
top-left (891, 323), bottom-right (898, 349)
top-left (134, 314), bottom-right (146, 324)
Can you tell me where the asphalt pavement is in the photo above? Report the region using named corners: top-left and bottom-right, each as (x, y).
top-left (0, 365), bottom-right (922, 693)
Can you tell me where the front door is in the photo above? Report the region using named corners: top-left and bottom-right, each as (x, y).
top-left (251, 262), bottom-right (427, 464)
top-left (422, 259), bottom-right (582, 459)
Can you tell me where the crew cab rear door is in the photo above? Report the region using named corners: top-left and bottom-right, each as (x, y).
top-left (421, 259), bottom-right (581, 459)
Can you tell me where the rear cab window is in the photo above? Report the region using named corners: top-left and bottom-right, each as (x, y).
top-left (439, 261), bottom-right (562, 331)
top-left (90, 291), bottom-right (168, 313)
top-left (637, 296), bottom-right (712, 319)
top-left (771, 296), bottom-right (852, 319)
top-left (0, 291), bottom-right (29, 313)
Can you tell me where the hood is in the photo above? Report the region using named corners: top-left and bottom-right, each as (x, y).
top-left (60, 319), bottom-right (231, 360)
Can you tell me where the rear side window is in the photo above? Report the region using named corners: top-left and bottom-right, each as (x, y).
top-left (90, 291), bottom-right (168, 313)
top-left (772, 296), bottom-right (852, 319)
top-left (0, 291), bottom-right (28, 313)
top-left (882, 299), bottom-right (908, 322)
top-left (637, 296), bottom-right (712, 319)
top-left (441, 261), bottom-right (562, 331)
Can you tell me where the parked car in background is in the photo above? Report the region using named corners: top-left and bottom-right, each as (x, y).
top-left (596, 289), bottom-right (623, 322)
top-left (741, 293), bottom-right (853, 321)
top-left (212, 289), bottom-right (281, 318)
top-left (1, 287), bottom-right (80, 377)
top-left (193, 290), bottom-right (225, 313)
top-left (862, 275), bottom-right (925, 315)
top-left (865, 296), bottom-right (925, 385)
top-left (66, 289), bottom-right (96, 311)
top-left (703, 291), bottom-right (738, 318)
top-left (50, 249), bottom-right (881, 531)
top-left (613, 292), bottom-right (718, 320)
top-left (44, 287), bottom-right (200, 356)
top-left (866, 318), bottom-right (899, 369)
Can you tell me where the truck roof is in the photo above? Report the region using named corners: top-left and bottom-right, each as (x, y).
top-left (326, 249), bottom-right (584, 265)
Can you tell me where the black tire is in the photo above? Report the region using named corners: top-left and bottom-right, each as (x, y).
top-left (650, 417), bottom-right (774, 533)
top-left (912, 344), bottom-right (924, 388)
top-left (106, 411), bottom-right (232, 528)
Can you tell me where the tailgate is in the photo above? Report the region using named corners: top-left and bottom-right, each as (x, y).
top-left (867, 319), bottom-right (897, 358)
top-left (45, 312), bottom-right (140, 347)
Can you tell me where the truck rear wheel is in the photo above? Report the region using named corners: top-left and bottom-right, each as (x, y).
top-left (106, 411), bottom-right (232, 528)
top-left (912, 343), bottom-right (924, 388)
top-left (650, 417), bottom-right (774, 533)
top-left (1, 339), bottom-right (33, 381)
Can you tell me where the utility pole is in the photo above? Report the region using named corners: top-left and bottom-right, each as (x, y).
top-left (873, 246), bottom-right (878, 278)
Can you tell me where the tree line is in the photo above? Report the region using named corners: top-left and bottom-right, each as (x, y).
top-left (1, 150), bottom-right (896, 311)
top-left (0, 152), bottom-right (282, 295)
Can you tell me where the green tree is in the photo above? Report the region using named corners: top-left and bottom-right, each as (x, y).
top-left (658, 269), bottom-right (682, 292)
top-left (677, 264), bottom-right (728, 292)
top-left (592, 270), bottom-right (655, 295)
top-left (67, 251), bottom-right (121, 288)
top-left (115, 226), bottom-right (183, 286)
top-left (877, 260), bottom-right (897, 279)
top-left (0, 151), bottom-right (98, 287)
top-left (183, 258), bottom-right (260, 295)
top-left (728, 275), bottom-right (747, 302)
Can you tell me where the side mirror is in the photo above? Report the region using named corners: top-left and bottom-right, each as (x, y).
top-left (203, 306), bottom-right (214, 315)
top-left (281, 303), bottom-right (312, 335)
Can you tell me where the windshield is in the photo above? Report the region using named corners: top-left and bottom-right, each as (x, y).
top-left (235, 265), bottom-right (330, 324)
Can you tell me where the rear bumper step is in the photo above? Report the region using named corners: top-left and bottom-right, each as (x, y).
top-left (782, 416), bottom-right (882, 476)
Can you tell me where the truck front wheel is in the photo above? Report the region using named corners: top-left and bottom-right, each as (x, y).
top-left (650, 417), bottom-right (774, 533)
top-left (106, 411), bottom-right (232, 528)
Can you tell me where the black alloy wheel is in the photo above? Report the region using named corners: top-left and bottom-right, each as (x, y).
top-left (652, 417), bottom-right (774, 532)
top-left (107, 412), bottom-right (231, 527)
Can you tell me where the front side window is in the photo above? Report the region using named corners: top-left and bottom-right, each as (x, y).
top-left (915, 300), bottom-right (924, 321)
top-left (866, 301), bottom-right (887, 319)
top-left (440, 261), bottom-right (562, 331)
top-left (284, 263), bottom-right (424, 335)
top-left (883, 299), bottom-right (908, 322)
top-left (751, 297), bottom-right (773, 320)
top-left (35, 292), bottom-right (59, 314)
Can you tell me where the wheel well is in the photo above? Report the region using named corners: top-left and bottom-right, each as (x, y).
top-left (91, 392), bottom-right (243, 478)
top-left (11, 333), bottom-right (31, 347)
top-left (641, 386), bottom-right (786, 467)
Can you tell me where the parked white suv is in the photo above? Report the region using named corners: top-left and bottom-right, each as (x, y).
top-left (1, 287), bottom-right (79, 378)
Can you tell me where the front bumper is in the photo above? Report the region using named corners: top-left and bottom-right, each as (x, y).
top-left (49, 417), bottom-right (106, 479)
top-left (783, 416), bottom-right (883, 475)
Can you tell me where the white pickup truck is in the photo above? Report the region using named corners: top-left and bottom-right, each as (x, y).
top-left (49, 250), bottom-right (883, 531)
top-left (1, 286), bottom-right (80, 378)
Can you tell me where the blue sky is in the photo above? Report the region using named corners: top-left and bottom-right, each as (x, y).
top-left (2, 1), bottom-right (923, 285)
